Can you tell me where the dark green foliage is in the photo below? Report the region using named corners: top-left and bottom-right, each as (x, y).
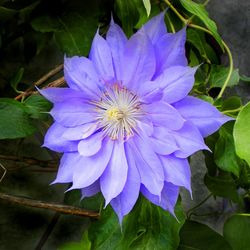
top-left (0, 0), bottom-right (249, 249)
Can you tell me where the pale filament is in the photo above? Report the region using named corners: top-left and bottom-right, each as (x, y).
top-left (92, 85), bottom-right (143, 140)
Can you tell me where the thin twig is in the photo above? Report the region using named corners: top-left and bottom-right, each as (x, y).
top-left (0, 163), bottom-right (6, 183)
top-left (15, 64), bottom-right (63, 100)
top-left (0, 154), bottom-right (58, 168)
top-left (31, 77), bottom-right (66, 96)
top-left (42, 76), bottom-right (65, 89)
top-left (35, 212), bottom-right (61, 250)
top-left (0, 192), bottom-right (100, 219)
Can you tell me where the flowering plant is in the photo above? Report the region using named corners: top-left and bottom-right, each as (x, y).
top-left (1, 1), bottom-right (250, 249)
top-left (41, 12), bottom-right (231, 223)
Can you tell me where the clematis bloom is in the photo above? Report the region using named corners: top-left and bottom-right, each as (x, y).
top-left (41, 12), bottom-right (231, 223)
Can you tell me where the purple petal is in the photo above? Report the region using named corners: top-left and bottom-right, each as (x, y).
top-left (173, 96), bottom-right (233, 137)
top-left (110, 145), bottom-right (140, 223)
top-left (143, 101), bottom-right (185, 130)
top-left (52, 152), bottom-right (78, 184)
top-left (160, 154), bottom-right (191, 192)
top-left (150, 136), bottom-right (179, 155)
top-left (137, 120), bottom-right (154, 137)
top-left (142, 11), bottom-right (167, 44)
top-left (71, 138), bottom-right (114, 189)
top-left (153, 66), bottom-right (197, 104)
top-left (128, 135), bottom-right (164, 196)
top-left (152, 126), bottom-right (179, 154)
top-left (64, 56), bottom-right (101, 98)
top-left (154, 27), bottom-right (187, 77)
top-left (50, 99), bottom-right (96, 127)
top-left (106, 19), bottom-right (127, 80)
top-left (137, 80), bottom-right (163, 103)
top-left (100, 141), bottom-right (128, 206)
top-left (43, 122), bottom-right (78, 152)
top-left (89, 31), bottom-right (114, 81)
top-left (38, 87), bottom-right (86, 103)
top-left (172, 121), bottom-right (209, 158)
top-left (62, 123), bottom-right (97, 141)
top-left (121, 30), bottom-right (156, 90)
top-left (81, 180), bottom-right (100, 198)
top-left (141, 182), bottom-right (179, 216)
top-left (78, 132), bottom-right (104, 157)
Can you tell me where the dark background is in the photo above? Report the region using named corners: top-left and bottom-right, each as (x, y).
top-left (0, 0), bottom-right (250, 249)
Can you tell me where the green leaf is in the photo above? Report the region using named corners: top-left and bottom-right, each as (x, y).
top-left (115, 0), bottom-right (139, 37)
top-left (89, 196), bottom-right (185, 250)
top-left (223, 215), bottom-right (250, 250)
top-left (10, 67), bottom-right (24, 93)
top-left (204, 173), bottom-right (239, 203)
top-left (179, 220), bottom-right (232, 250)
top-left (187, 29), bottom-right (218, 64)
top-left (31, 13), bottom-right (98, 56)
top-left (24, 95), bottom-right (52, 120)
top-left (209, 65), bottom-right (240, 88)
top-left (142, 0), bottom-right (151, 17)
top-left (214, 123), bottom-right (240, 177)
top-left (179, 0), bottom-right (223, 49)
top-left (59, 231), bottom-right (91, 250)
top-left (240, 74), bottom-right (250, 82)
top-left (233, 102), bottom-right (250, 166)
top-left (55, 13), bottom-right (97, 56)
top-left (0, 98), bottom-right (36, 139)
top-left (31, 16), bottom-right (62, 32)
top-left (221, 96), bottom-right (242, 112)
top-left (0, 6), bottom-right (17, 21)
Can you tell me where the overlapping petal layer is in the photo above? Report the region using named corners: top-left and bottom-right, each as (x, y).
top-left (41, 12), bottom-right (232, 223)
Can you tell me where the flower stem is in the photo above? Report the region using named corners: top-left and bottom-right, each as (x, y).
top-left (187, 193), bottom-right (213, 219)
top-left (163, 1), bottom-right (234, 99)
top-left (164, 0), bottom-right (188, 24)
top-left (222, 107), bottom-right (242, 114)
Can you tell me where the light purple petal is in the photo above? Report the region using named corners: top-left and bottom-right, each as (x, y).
top-left (128, 135), bottom-right (164, 196)
top-left (172, 121), bottom-right (209, 158)
top-left (154, 27), bottom-right (187, 77)
top-left (43, 123), bottom-right (78, 152)
top-left (81, 180), bottom-right (100, 198)
top-left (50, 99), bottom-right (96, 127)
top-left (152, 126), bottom-right (179, 154)
top-left (160, 154), bottom-right (191, 192)
top-left (52, 152), bottom-right (78, 184)
top-left (38, 87), bottom-right (86, 103)
top-left (64, 56), bottom-right (101, 98)
top-left (121, 30), bottom-right (156, 90)
top-left (153, 66), bottom-right (197, 104)
top-left (173, 96), bottom-right (233, 137)
top-left (62, 123), bottom-right (97, 141)
top-left (89, 31), bottom-right (114, 81)
top-left (78, 132), bottom-right (104, 157)
top-left (143, 101), bottom-right (185, 130)
top-left (142, 11), bottom-right (167, 44)
top-left (70, 138), bottom-right (114, 189)
top-left (150, 136), bottom-right (179, 155)
top-left (100, 141), bottom-right (128, 206)
top-left (141, 182), bottom-right (179, 216)
top-left (137, 80), bottom-right (163, 104)
top-left (110, 144), bottom-right (140, 223)
top-left (106, 19), bottom-right (127, 80)
top-left (137, 119), bottom-right (154, 137)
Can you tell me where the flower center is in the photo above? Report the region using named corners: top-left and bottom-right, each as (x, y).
top-left (93, 85), bottom-right (143, 140)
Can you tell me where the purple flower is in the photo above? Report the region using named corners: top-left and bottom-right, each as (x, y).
top-left (40, 12), bottom-right (231, 223)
